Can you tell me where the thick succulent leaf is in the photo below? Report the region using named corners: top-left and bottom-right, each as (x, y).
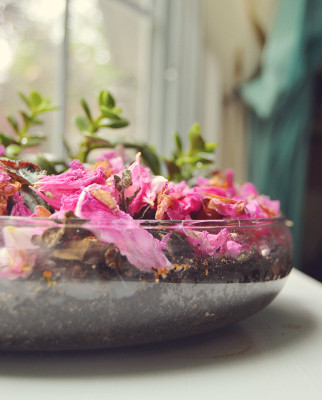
top-left (18, 91), bottom-right (31, 107)
top-left (5, 144), bottom-right (22, 158)
top-left (81, 98), bottom-right (93, 122)
top-left (29, 91), bottom-right (42, 108)
top-left (74, 116), bottom-right (90, 132)
top-left (99, 118), bottom-right (129, 129)
top-left (7, 115), bottom-right (19, 133)
top-left (83, 134), bottom-right (111, 146)
top-left (188, 123), bottom-right (205, 153)
top-left (99, 105), bottom-right (121, 120)
top-left (0, 132), bottom-right (16, 147)
top-left (98, 90), bottom-right (115, 108)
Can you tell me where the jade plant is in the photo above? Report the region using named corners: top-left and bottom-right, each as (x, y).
top-left (164, 123), bottom-right (217, 181)
top-left (72, 90), bottom-right (161, 176)
top-left (0, 89), bottom-right (217, 181)
top-left (0, 91), bottom-right (57, 159)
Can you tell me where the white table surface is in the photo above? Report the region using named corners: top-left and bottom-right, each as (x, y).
top-left (1, 269), bottom-right (321, 400)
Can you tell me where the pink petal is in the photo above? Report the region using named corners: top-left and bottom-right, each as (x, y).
top-left (183, 228), bottom-right (241, 258)
top-left (76, 184), bottom-right (172, 272)
top-left (10, 193), bottom-right (33, 217)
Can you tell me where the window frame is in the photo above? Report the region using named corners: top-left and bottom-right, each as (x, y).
top-left (54, 0), bottom-right (203, 160)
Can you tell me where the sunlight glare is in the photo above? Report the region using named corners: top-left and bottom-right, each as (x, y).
top-left (0, 38), bottom-right (13, 73)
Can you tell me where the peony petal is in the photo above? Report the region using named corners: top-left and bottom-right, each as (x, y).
top-left (75, 184), bottom-right (171, 272)
top-left (183, 228), bottom-right (241, 258)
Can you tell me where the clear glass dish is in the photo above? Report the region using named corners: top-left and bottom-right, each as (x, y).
top-left (0, 216), bottom-right (293, 350)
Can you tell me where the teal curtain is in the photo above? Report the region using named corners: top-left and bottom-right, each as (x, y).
top-left (241, 0), bottom-right (322, 267)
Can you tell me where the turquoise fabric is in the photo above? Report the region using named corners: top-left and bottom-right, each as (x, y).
top-left (241, 0), bottom-right (322, 266)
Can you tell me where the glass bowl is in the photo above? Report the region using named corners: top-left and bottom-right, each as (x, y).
top-left (0, 216), bottom-right (293, 350)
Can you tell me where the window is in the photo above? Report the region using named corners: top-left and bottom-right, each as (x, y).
top-left (0, 0), bottom-right (204, 161)
top-left (0, 0), bottom-right (65, 154)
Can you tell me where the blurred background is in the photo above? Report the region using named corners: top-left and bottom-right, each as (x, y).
top-left (0, 0), bottom-right (321, 280)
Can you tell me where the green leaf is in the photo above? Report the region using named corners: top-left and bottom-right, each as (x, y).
top-left (188, 123), bottom-right (205, 153)
top-left (74, 116), bottom-right (90, 132)
top-left (100, 118), bottom-right (129, 129)
top-left (7, 115), bottom-right (19, 133)
top-left (0, 132), bottom-right (16, 147)
top-left (35, 154), bottom-right (62, 175)
top-left (98, 90), bottom-right (115, 108)
top-left (164, 159), bottom-right (181, 181)
top-left (21, 136), bottom-right (45, 147)
top-left (174, 132), bottom-right (183, 156)
top-left (18, 92), bottom-right (31, 108)
top-left (205, 142), bottom-right (218, 152)
top-left (112, 107), bottom-right (122, 114)
top-left (29, 117), bottom-right (43, 125)
top-left (29, 91), bottom-right (42, 108)
top-left (99, 105), bottom-right (121, 120)
top-left (196, 151), bottom-right (216, 161)
top-left (80, 98), bottom-right (93, 122)
top-left (37, 105), bottom-right (58, 113)
top-left (176, 155), bottom-right (199, 166)
top-left (83, 134), bottom-right (111, 146)
top-left (20, 111), bottom-right (32, 125)
top-left (139, 145), bottom-right (161, 175)
top-left (6, 144), bottom-right (22, 158)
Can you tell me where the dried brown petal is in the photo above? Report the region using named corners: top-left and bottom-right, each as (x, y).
top-left (52, 236), bottom-right (94, 261)
top-left (91, 189), bottom-right (118, 213)
top-left (41, 227), bottom-right (66, 249)
top-left (156, 191), bottom-right (173, 220)
top-left (88, 160), bottom-right (113, 178)
top-left (113, 175), bottom-right (123, 192)
top-left (121, 169), bottom-right (132, 188)
top-left (34, 206), bottom-right (52, 218)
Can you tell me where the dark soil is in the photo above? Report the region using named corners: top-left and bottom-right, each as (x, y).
top-left (0, 225), bottom-right (293, 350)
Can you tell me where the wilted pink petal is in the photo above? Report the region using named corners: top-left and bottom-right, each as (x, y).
top-left (183, 228), bottom-right (241, 258)
top-left (239, 182), bottom-right (259, 199)
top-left (34, 163), bottom-right (106, 210)
top-left (207, 196), bottom-right (245, 218)
top-left (244, 199), bottom-right (264, 218)
top-left (125, 153), bottom-right (167, 216)
top-left (156, 181), bottom-right (203, 220)
top-left (76, 184), bottom-right (172, 271)
top-left (226, 240), bottom-right (242, 257)
top-left (196, 176), bottom-right (209, 186)
top-left (74, 184), bottom-right (119, 219)
top-left (244, 196), bottom-right (280, 218)
top-left (0, 169), bottom-right (21, 215)
top-left (69, 159), bottom-right (84, 170)
top-left (0, 171), bottom-right (11, 185)
top-left (224, 169), bottom-right (234, 188)
top-left (0, 225), bottom-right (47, 279)
top-left (195, 185), bottom-right (230, 198)
top-left (257, 195), bottom-right (280, 218)
top-left (97, 151), bottom-right (124, 172)
top-left (3, 226), bottom-right (41, 249)
top-left (32, 187), bottom-right (62, 210)
top-left (166, 201), bottom-right (187, 220)
top-left (181, 191), bottom-right (203, 213)
top-left (10, 192), bottom-right (32, 217)
top-left (0, 248), bottom-right (36, 279)
top-left (198, 169), bottom-right (237, 199)
top-left (97, 150), bottom-right (119, 161)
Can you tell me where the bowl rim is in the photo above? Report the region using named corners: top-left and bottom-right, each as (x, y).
top-left (0, 215), bottom-right (289, 229)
